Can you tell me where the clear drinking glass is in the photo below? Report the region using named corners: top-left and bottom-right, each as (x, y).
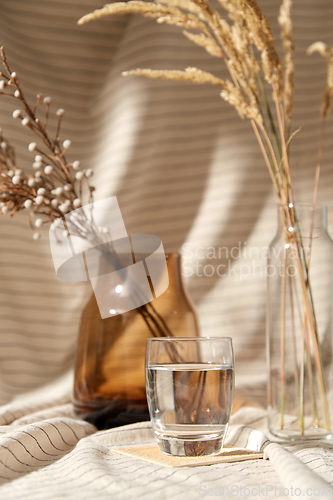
top-left (145, 337), bottom-right (235, 456)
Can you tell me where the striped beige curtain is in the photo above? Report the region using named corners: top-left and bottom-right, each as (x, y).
top-left (0, 0), bottom-right (332, 406)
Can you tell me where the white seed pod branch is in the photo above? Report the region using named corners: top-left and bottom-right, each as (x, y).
top-left (0, 47), bottom-right (96, 236)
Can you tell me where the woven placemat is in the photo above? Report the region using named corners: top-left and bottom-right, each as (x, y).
top-left (111, 443), bottom-right (263, 467)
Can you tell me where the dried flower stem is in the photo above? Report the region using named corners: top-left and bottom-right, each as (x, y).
top-left (280, 245), bottom-right (286, 429)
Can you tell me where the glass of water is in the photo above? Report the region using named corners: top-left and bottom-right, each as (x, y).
top-left (145, 337), bottom-right (234, 456)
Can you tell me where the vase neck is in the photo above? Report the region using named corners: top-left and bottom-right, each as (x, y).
top-left (278, 203), bottom-right (327, 237)
top-left (165, 253), bottom-right (183, 290)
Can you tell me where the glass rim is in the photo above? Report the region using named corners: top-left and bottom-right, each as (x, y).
top-left (146, 336), bottom-right (232, 342)
top-left (278, 202), bottom-right (326, 212)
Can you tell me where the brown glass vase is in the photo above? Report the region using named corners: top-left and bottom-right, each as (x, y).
top-left (73, 253), bottom-right (199, 429)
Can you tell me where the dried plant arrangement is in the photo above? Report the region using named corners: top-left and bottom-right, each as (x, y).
top-left (78, 0), bottom-right (333, 436)
top-left (0, 47), bottom-right (95, 238)
top-left (0, 46), bottom-right (178, 342)
top-left (0, 46), bottom-right (203, 431)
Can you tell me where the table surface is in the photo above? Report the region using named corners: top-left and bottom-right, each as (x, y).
top-left (0, 376), bottom-right (332, 500)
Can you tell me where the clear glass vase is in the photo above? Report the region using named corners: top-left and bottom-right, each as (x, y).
top-left (73, 253), bottom-right (199, 429)
top-left (267, 203), bottom-right (333, 440)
